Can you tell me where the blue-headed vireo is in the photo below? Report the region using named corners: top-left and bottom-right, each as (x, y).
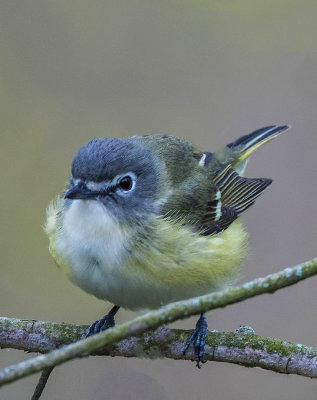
top-left (45, 125), bottom-right (290, 366)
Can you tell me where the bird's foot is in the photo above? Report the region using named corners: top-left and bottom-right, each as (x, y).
top-left (86, 305), bottom-right (120, 336)
top-left (183, 313), bottom-right (208, 368)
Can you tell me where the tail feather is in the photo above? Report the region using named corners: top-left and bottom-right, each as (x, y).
top-left (227, 125), bottom-right (290, 166)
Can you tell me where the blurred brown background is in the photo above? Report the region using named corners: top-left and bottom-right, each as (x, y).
top-left (1, 1), bottom-right (317, 399)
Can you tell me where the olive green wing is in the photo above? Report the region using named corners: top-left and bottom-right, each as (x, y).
top-left (201, 165), bottom-right (272, 235)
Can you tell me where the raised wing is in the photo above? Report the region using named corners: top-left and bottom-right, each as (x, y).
top-left (201, 165), bottom-right (272, 235)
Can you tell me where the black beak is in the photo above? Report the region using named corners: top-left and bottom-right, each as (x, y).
top-left (64, 182), bottom-right (98, 200)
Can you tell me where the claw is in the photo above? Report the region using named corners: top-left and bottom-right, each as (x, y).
top-left (183, 313), bottom-right (208, 367)
top-left (86, 305), bottom-right (120, 337)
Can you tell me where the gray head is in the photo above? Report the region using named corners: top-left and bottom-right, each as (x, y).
top-left (64, 138), bottom-right (160, 221)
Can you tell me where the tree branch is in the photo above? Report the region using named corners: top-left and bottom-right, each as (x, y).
top-left (1, 318), bottom-right (317, 378)
top-left (0, 257), bottom-right (317, 386)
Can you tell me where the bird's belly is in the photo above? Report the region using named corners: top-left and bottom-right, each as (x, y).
top-left (52, 202), bottom-right (248, 310)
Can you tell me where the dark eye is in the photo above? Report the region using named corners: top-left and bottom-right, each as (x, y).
top-left (118, 175), bottom-right (133, 191)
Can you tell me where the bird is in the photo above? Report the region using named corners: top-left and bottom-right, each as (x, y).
top-left (45, 124), bottom-right (290, 367)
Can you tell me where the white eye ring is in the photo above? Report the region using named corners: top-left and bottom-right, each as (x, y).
top-left (115, 172), bottom-right (136, 194)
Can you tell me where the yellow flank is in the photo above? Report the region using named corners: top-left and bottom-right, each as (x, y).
top-left (120, 217), bottom-right (248, 305)
top-left (44, 197), bottom-right (71, 275)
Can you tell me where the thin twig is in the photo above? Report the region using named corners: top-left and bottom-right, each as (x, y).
top-left (31, 367), bottom-right (54, 400)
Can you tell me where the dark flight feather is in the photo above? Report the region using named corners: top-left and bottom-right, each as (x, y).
top-left (202, 165), bottom-right (272, 235)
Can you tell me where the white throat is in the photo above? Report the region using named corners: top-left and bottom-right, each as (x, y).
top-left (55, 200), bottom-right (127, 298)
